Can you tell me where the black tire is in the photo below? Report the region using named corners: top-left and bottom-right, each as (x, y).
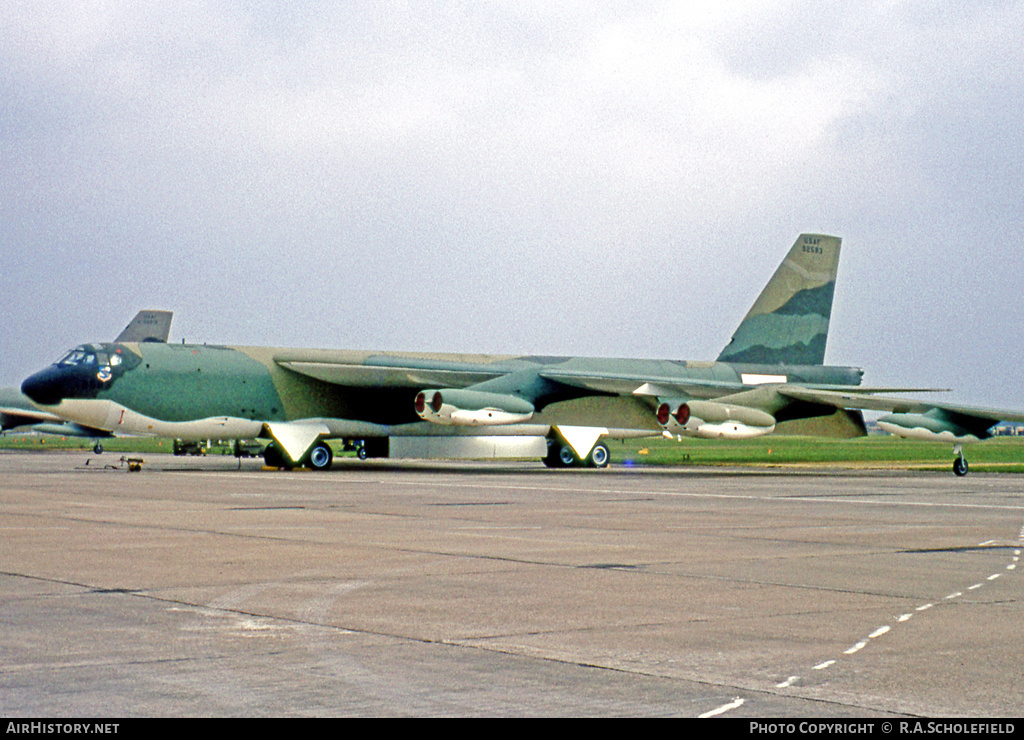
top-left (306, 442), bottom-right (333, 471)
top-left (953, 456), bottom-right (969, 477)
top-left (542, 439), bottom-right (562, 467)
top-left (360, 438), bottom-right (389, 459)
top-left (558, 443), bottom-right (578, 467)
top-left (588, 443), bottom-right (610, 468)
top-left (263, 442), bottom-right (292, 469)
top-left (93, 443), bottom-right (103, 454)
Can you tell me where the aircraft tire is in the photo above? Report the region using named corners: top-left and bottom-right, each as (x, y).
top-left (542, 440), bottom-right (558, 467)
top-left (953, 456), bottom-right (969, 477)
top-left (543, 440), bottom-right (569, 468)
top-left (263, 442), bottom-right (292, 469)
top-left (588, 443), bottom-right (610, 468)
top-left (558, 443), bottom-right (578, 467)
top-left (93, 443), bottom-right (103, 454)
top-left (359, 437), bottom-right (389, 459)
top-left (306, 442), bottom-right (333, 471)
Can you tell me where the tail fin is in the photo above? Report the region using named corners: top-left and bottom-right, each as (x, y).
top-left (717, 234), bottom-right (841, 366)
top-left (114, 310), bottom-right (173, 343)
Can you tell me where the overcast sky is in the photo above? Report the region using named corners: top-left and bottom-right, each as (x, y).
top-left (3, 1), bottom-right (1022, 409)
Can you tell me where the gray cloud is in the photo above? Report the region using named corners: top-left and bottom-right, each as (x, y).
top-left (3, 1), bottom-right (1022, 409)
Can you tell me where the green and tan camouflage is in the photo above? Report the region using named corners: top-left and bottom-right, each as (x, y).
top-left (21, 234), bottom-right (1024, 474)
top-left (718, 234), bottom-right (841, 365)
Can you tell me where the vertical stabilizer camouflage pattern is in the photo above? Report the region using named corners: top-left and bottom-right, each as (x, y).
top-left (717, 234), bottom-right (841, 365)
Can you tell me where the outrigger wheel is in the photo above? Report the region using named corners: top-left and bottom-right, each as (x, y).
top-left (953, 445), bottom-right (968, 477)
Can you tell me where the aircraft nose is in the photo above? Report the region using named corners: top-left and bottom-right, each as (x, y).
top-left (21, 366), bottom-right (69, 406)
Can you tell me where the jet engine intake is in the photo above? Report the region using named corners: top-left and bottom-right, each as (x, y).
top-left (657, 400), bottom-right (776, 440)
top-left (414, 389), bottom-right (535, 426)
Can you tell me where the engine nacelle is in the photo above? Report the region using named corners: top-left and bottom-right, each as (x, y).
top-left (414, 389), bottom-right (535, 426)
top-left (876, 412), bottom-right (989, 443)
top-left (657, 400), bottom-right (776, 440)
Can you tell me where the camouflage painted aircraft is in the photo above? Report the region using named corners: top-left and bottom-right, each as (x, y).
top-left (19, 235), bottom-right (1024, 474)
top-left (3, 310), bottom-right (173, 450)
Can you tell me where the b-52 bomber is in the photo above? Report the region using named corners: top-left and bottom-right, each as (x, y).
top-left (20, 235), bottom-right (1024, 474)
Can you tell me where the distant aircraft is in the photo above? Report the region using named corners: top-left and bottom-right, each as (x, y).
top-left (4, 310), bottom-right (172, 452)
top-left (19, 238), bottom-right (1022, 474)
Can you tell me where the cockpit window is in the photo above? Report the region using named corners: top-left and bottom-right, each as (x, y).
top-left (57, 348), bottom-right (87, 366)
top-left (56, 347), bottom-right (102, 366)
top-left (54, 344), bottom-right (133, 371)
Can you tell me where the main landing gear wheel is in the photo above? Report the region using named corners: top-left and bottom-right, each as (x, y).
top-left (588, 443), bottom-right (610, 469)
top-left (356, 438), bottom-right (388, 460)
top-left (542, 440), bottom-right (573, 468)
top-left (543, 440), bottom-right (610, 469)
top-left (263, 442), bottom-right (293, 469)
top-left (305, 442), bottom-right (333, 471)
top-left (558, 443), bottom-right (577, 467)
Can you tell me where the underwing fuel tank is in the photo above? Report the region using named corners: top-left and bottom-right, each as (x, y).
top-left (414, 389), bottom-right (535, 426)
top-left (657, 400), bottom-right (776, 440)
top-left (876, 411), bottom-right (990, 443)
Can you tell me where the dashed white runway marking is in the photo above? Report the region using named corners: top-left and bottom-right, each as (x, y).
top-left (698, 697), bottom-right (744, 718)
top-left (694, 521), bottom-right (1024, 717)
top-left (770, 536), bottom-right (1020, 698)
top-left (844, 640), bottom-right (869, 655)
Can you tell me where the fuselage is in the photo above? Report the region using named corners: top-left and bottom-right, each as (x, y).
top-left (21, 340), bottom-right (865, 444)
